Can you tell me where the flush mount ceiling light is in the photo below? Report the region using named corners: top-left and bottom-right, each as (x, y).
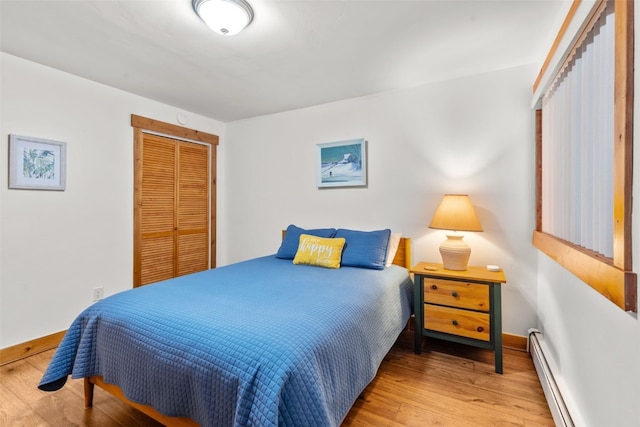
top-left (193, 0), bottom-right (254, 36)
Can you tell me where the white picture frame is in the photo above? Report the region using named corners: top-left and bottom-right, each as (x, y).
top-left (316, 138), bottom-right (367, 188)
top-left (9, 134), bottom-right (67, 190)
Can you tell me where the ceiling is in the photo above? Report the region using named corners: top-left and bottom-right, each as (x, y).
top-left (0, 0), bottom-right (570, 123)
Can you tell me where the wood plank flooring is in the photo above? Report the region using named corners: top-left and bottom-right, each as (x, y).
top-left (0, 330), bottom-right (553, 426)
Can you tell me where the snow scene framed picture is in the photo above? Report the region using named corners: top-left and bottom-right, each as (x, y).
top-left (9, 134), bottom-right (67, 190)
top-left (316, 138), bottom-right (367, 188)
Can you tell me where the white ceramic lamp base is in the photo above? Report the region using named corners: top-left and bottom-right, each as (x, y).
top-left (439, 234), bottom-right (471, 271)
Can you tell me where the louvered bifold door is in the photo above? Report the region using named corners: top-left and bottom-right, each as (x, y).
top-left (138, 134), bottom-right (210, 286)
top-left (140, 134), bottom-right (176, 285)
top-left (176, 141), bottom-right (209, 277)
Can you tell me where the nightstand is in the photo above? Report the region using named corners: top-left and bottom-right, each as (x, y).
top-left (411, 262), bottom-right (507, 373)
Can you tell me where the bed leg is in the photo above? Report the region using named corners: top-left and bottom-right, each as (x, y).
top-left (84, 377), bottom-right (95, 408)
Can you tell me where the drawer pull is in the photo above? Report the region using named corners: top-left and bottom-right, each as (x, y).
top-left (451, 291), bottom-right (459, 298)
top-left (431, 284), bottom-right (438, 290)
top-left (477, 326), bottom-right (484, 333)
top-left (452, 320), bottom-right (459, 326)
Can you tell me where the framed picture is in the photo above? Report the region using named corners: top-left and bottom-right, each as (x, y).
top-left (9, 134), bottom-right (67, 190)
top-left (316, 138), bottom-right (367, 188)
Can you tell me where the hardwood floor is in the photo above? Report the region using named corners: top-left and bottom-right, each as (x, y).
top-left (0, 330), bottom-right (553, 426)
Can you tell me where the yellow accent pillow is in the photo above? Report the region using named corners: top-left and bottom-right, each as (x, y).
top-left (293, 234), bottom-right (346, 269)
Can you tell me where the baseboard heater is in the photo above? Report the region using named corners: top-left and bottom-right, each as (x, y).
top-left (528, 329), bottom-right (574, 427)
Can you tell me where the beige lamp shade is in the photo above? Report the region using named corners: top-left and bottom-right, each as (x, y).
top-left (429, 194), bottom-right (483, 232)
top-left (429, 194), bottom-right (483, 271)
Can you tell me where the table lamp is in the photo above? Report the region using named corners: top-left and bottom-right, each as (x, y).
top-left (429, 194), bottom-right (483, 270)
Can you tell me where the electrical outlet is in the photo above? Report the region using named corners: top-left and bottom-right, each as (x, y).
top-left (93, 286), bottom-right (104, 302)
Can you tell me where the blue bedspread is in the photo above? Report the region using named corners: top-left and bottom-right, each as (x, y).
top-left (39, 255), bottom-right (413, 426)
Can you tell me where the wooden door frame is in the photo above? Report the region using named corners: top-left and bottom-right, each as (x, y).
top-left (132, 114), bottom-right (219, 287)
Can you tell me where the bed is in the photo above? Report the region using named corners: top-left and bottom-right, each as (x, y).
top-left (39, 226), bottom-right (413, 426)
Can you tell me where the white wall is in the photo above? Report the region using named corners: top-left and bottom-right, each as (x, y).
top-left (0, 53), bottom-right (539, 346)
top-left (536, 258), bottom-right (639, 426)
top-left (0, 53), bottom-right (224, 348)
top-left (220, 64), bottom-right (539, 337)
top-left (532, 6), bottom-right (640, 425)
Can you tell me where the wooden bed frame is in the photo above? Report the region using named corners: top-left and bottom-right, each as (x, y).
top-left (391, 236), bottom-right (412, 269)
top-left (84, 236), bottom-right (412, 425)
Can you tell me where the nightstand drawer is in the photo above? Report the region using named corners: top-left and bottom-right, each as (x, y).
top-left (424, 278), bottom-right (489, 311)
top-left (424, 304), bottom-right (490, 341)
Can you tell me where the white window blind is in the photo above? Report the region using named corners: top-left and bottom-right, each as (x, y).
top-left (540, 2), bottom-right (614, 258)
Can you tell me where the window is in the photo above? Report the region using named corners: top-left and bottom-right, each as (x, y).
top-left (532, 0), bottom-right (636, 312)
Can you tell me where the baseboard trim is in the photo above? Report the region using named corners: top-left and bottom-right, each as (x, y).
top-left (0, 330), bottom-right (66, 366)
top-left (0, 330), bottom-right (528, 366)
top-left (503, 333), bottom-right (527, 351)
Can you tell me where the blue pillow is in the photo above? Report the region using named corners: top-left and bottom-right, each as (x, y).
top-left (335, 228), bottom-right (391, 270)
top-left (276, 224), bottom-right (337, 259)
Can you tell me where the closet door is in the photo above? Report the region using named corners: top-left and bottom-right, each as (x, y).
top-left (133, 114), bottom-right (217, 288)
top-left (140, 134), bottom-right (178, 284)
top-left (137, 134), bottom-right (210, 286)
top-left (176, 141), bottom-right (209, 276)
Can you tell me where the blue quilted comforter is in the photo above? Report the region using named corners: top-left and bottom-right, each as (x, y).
top-left (39, 255), bottom-right (413, 426)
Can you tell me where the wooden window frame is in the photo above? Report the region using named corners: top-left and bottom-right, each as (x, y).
top-left (532, 0), bottom-right (636, 312)
top-left (132, 114), bottom-right (219, 287)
